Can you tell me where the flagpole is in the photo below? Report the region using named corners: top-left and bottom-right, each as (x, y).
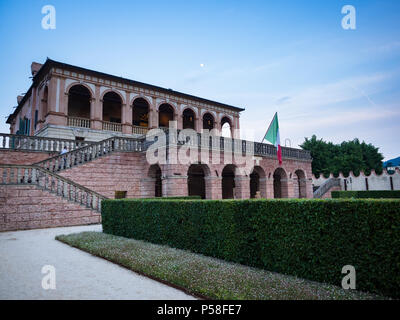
top-left (260, 112), bottom-right (277, 143)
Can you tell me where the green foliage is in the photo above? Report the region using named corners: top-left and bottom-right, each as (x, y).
top-left (102, 198), bottom-right (400, 298)
top-left (300, 135), bottom-right (384, 176)
top-left (332, 191), bottom-right (400, 199)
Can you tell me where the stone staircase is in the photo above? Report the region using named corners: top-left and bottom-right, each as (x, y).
top-left (0, 134), bottom-right (145, 231)
top-left (313, 178), bottom-right (341, 198)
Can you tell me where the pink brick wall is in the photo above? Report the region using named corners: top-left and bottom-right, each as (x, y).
top-left (0, 150), bottom-right (57, 165)
top-left (0, 185), bottom-right (100, 232)
top-left (59, 152), bottom-right (148, 199)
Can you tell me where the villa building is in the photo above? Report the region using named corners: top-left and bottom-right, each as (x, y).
top-left (1, 59), bottom-right (314, 231)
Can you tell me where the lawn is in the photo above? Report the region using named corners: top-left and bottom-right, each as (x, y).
top-left (56, 231), bottom-right (387, 300)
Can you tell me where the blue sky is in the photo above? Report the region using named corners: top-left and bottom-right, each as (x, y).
top-left (0, 0), bottom-right (399, 160)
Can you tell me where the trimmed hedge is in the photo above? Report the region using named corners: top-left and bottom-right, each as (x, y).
top-left (101, 198), bottom-right (400, 298)
top-left (122, 196), bottom-right (202, 200)
top-left (332, 190), bottom-right (400, 199)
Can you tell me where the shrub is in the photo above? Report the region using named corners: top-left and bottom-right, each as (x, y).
top-left (332, 190), bottom-right (400, 199)
top-left (101, 198), bottom-right (400, 298)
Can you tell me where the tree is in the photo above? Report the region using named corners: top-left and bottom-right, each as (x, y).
top-left (300, 135), bottom-right (383, 176)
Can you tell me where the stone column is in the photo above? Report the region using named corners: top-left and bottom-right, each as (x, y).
top-left (46, 76), bottom-right (67, 127)
top-left (234, 176), bottom-right (250, 199)
top-left (266, 177), bottom-right (274, 198)
top-left (306, 178), bottom-right (313, 198)
top-left (259, 177), bottom-right (268, 198)
top-left (91, 85), bottom-right (103, 130)
top-left (122, 97), bottom-right (132, 135)
top-left (205, 176), bottom-right (222, 199)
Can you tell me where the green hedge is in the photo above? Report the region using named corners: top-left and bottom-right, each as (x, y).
top-left (101, 198), bottom-right (400, 298)
top-left (122, 196), bottom-right (202, 200)
top-left (332, 190), bottom-right (400, 199)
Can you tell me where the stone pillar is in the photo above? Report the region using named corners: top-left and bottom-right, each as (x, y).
top-left (149, 97), bottom-right (158, 129)
top-left (121, 100), bottom-right (132, 134)
top-left (91, 85), bottom-right (102, 130)
top-left (266, 178), bottom-right (274, 199)
top-left (205, 176), bottom-right (222, 199)
top-left (46, 76), bottom-right (67, 127)
top-left (140, 177), bottom-right (156, 198)
top-left (176, 103), bottom-right (183, 130)
top-left (306, 178), bottom-right (313, 198)
top-left (259, 177), bottom-right (268, 198)
top-left (234, 176), bottom-right (250, 199)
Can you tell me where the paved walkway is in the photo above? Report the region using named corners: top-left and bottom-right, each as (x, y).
top-left (0, 225), bottom-right (195, 300)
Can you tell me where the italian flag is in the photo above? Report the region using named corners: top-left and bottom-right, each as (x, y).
top-left (264, 112), bottom-right (282, 165)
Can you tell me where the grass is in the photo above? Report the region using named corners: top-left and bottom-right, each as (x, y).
top-left (56, 231), bottom-right (387, 300)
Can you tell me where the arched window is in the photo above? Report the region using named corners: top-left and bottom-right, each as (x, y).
top-left (221, 116), bottom-right (232, 137)
top-left (295, 170), bottom-right (306, 198)
top-left (103, 92), bottom-right (122, 123)
top-left (67, 85), bottom-right (91, 128)
top-left (182, 108), bottom-right (195, 130)
top-left (187, 164), bottom-right (206, 199)
top-left (203, 113), bottom-right (214, 130)
top-left (222, 165), bottom-right (236, 199)
top-left (273, 168), bottom-right (288, 198)
top-left (68, 85), bottom-right (91, 119)
top-left (132, 98), bottom-right (149, 127)
top-left (250, 166), bottom-right (266, 198)
top-left (148, 164), bottom-right (162, 197)
top-left (158, 103), bottom-right (174, 128)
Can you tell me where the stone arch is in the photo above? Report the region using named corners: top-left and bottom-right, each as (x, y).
top-left (182, 108), bottom-right (196, 130)
top-left (129, 94), bottom-right (151, 107)
top-left (222, 164), bottom-right (237, 199)
top-left (148, 164), bottom-right (162, 197)
top-left (102, 91), bottom-right (122, 124)
top-left (158, 103), bottom-right (175, 128)
top-left (203, 112), bottom-right (215, 130)
top-left (132, 97), bottom-right (149, 128)
top-left (67, 84), bottom-right (91, 120)
top-left (100, 89), bottom-right (126, 105)
top-left (187, 164), bottom-right (211, 199)
top-left (65, 81), bottom-right (95, 99)
top-left (273, 167), bottom-right (288, 198)
top-left (250, 166), bottom-right (266, 198)
top-left (294, 169), bottom-right (307, 198)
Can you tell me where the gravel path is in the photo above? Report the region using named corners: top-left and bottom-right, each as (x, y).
top-left (0, 225), bottom-right (196, 300)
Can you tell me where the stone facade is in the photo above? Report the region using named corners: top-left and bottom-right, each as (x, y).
top-left (1, 59), bottom-right (314, 232)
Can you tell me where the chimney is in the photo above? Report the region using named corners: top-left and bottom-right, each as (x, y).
top-left (31, 62), bottom-right (43, 77)
top-left (17, 95), bottom-right (24, 104)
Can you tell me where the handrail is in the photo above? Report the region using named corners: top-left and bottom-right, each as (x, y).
top-left (34, 136), bottom-right (144, 173)
top-left (0, 133), bottom-right (92, 152)
top-left (313, 178), bottom-right (341, 198)
top-left (155, 129), bottom-right (312, 160)
top-left (0, 164), bottom-right (106, 211)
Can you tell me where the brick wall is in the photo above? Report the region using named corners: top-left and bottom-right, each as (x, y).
top-left (0, 150), bottom-right (58, 165)
top-left (59, 152), bottom-right (147, 199)
top-left (0, 185), bottom-right (100, 232)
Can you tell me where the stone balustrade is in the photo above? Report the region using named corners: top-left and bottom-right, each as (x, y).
top-left (35, 136), bottom-right (144, 173)
top-left (102, 121), bottom-right (122, 132)
top-left (0, 164), bottom-right (105, 211)
top-left (0, 133), bottom-right (90, 152)
top-left (155, 130), bottom-right (312, 160)
top-left (67, 116), bottom-right (91, 128)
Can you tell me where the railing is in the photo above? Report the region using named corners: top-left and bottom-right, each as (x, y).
top-left (67, 116), bottom-right (91, 128)
top-left (35, 136), bottom-right (144, 173)
top-left (0, 164), bottom-right (106, 212)
top-left (313, 178), bottom-right (341, 198)
top-left (132, 125), bottom-right (148, 135)
top-left (154, 130), bottom-right (311, 160)
top-left (102, 121), bottom-right (122, 132)
top-left (0, 133), bottom-right (91, 152)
